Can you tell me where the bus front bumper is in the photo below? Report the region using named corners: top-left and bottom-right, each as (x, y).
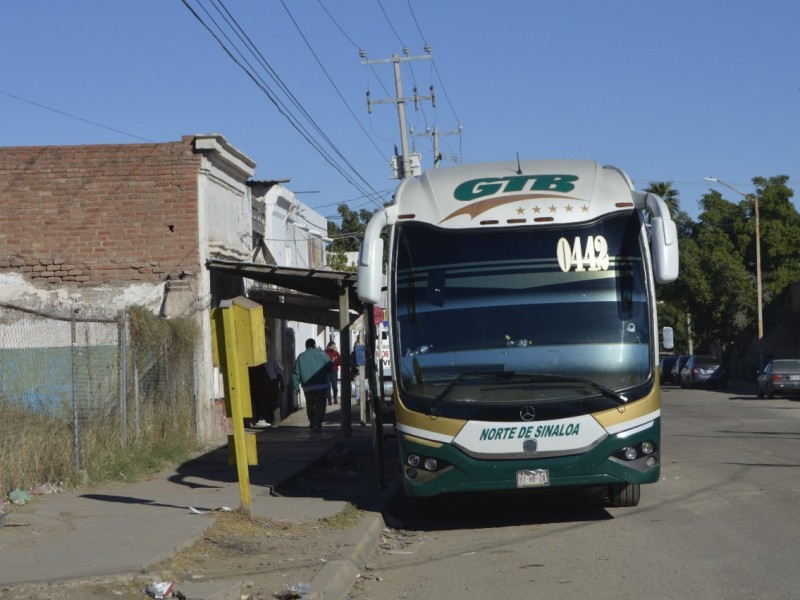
top-left (398, 424), bottom-right (660, 498)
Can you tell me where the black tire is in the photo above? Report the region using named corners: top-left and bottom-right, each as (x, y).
top-left (608, 482), bottom-right (641, 507)
top-left (412, 494), bottom-right (445, 518)
top-left (757, 391), bottom-right (765, 399)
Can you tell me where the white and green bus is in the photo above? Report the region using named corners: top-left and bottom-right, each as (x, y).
top-left (357, 160), bottom-right (678, 507)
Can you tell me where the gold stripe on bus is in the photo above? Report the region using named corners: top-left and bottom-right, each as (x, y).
top-left (593, 388), bottom-right (660, 429)
top-left (395, 399), bottom-right (465, 437)
top-left (401, 433), bottom-right (444, 448)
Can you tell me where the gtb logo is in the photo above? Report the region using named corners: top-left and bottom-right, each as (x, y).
top-left (453, 174), bottom-right (579, 201)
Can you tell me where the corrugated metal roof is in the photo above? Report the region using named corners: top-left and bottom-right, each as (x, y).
top-left (206, 259), bottom-right (364, 329)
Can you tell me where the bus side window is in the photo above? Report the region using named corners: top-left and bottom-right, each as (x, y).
top-left (427, 269), bottom-right (445, 307)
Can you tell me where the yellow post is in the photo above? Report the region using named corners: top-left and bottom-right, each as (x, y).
top-left (210, 296), bottom-right (266, 514)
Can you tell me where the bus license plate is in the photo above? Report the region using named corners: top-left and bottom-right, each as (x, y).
top-left (517, 469), bottom-right (550, 488)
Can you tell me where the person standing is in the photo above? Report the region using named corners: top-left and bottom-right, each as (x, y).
top-left (351, 335), bottom-right (368, 425)
top-left (291, 338), bottom-right (332, 433)
top-left (325, 341), bottom-right (341, 405)
top-left (247, 364), bottom-right (270, 427)
top-left (351, 336), bottom-right (367, 400)
top-left (264, 353), bottom-right (285, 427)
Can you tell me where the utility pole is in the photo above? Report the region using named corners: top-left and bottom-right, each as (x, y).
top-left (410, 125), bottom-right (463, 168)
top-left (705, 177), bottom-right (764, 370)
top-left (363, 48), bottom-right (434, 179)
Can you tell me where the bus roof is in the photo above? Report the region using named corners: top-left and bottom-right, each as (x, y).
top-left (393, 160), bottom-right (639, 228)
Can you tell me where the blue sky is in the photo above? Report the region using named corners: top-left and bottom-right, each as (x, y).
top-left (2, 1), bottom-right (798, 222)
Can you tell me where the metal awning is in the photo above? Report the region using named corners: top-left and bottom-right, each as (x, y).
top-left (206, 259), bottom-right (364, 329)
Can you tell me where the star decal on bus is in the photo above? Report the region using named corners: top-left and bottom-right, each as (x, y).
top-left (439, 193), bottom-right (582, 223)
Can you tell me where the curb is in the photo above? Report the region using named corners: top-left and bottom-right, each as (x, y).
top-left (306, 477), bottom-right (402, 600)
top-left (174, 478), bottom-right (402, 600)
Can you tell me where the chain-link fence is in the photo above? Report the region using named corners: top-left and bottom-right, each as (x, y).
top-left (0, 303), bottom-right (198, 494)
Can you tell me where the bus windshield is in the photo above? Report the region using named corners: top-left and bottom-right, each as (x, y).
top-left (392, 213), bottom-right (653, 404)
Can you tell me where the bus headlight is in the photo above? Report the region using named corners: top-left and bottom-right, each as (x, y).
top-left (423, 458), bottom-right (438, 471)
top-left (611, 440), bottom-right (659, 473)
top-left (613, 441), bottom-right (658, 465)
top-left (402, 451), bottom-right (449, 478)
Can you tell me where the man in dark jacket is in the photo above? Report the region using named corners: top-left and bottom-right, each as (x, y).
top-left (291, 338), bottom-right (332, 433)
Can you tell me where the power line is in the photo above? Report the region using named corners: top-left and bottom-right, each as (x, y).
top-left (180, 0), bottom-right (381, 203)
top-left (362, 1), bottom-right (462, 169)
top-left (316, 0), bottom-right (360, 51)
top-left (374, 0), bottom-right (433, 134)
top-left (316, 1), bottom-right (395, 112)
top-left (0, 90), bottom-right (154, 143)
top-left (406, 0), bottom-right (427, 44)
top-left (206, 0), bottom-right (375, 195)
top-left (210, 0), bottom-right (376, 197)
top-left (377, 0), bottom-right (407, 48)
top-left (319, 0), bottom-right (433, 150)
top-left (312, 188), bottom-right (394, 211)
top-left (279, 0), bottom-right (388, 174)
top-left (405, 0), bottom-right (462, 131)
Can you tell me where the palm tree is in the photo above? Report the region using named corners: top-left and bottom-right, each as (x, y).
top-left (645, 181), bottom-right (679, 214)
top-left (645, 181), bottom-right (694, 239)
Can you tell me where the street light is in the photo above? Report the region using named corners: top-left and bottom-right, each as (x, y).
top-left (704, 176), bottom-right (763, 370)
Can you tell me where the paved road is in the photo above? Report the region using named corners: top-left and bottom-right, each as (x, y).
top-left (351, 385), bottom-right (800, 600)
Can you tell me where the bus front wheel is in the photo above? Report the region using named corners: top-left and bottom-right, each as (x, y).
top-left (608, 482), bottom-right (641, 507)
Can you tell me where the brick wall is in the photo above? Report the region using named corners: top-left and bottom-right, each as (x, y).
top-left (0, 138), bottom-right (202, 286)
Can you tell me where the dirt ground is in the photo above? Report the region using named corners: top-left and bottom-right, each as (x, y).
top-left (0, 441), bottom-right (397, 600)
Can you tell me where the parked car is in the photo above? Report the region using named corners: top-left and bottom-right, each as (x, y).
top-left (680, 355), bottom-right (727, 388)
top-left (757, 359), bottom-right (800, 398)
top-left (659, 355), bottom-right (678, 385)
top-left (670, 355), bottom-right (689, 385)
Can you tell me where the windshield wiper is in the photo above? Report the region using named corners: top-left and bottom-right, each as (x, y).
top-left (426, 371), bottom-right (627, 416)
top-left (512, 372), bottom-right (629, 405)
top-left (428, 370), bottom-right (509, 414)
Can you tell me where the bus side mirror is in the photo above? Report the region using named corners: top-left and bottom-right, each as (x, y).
top-left (357, 206), bottom-right (398, 305)
top-left (651, 216), bottom-right (679, 284)
top-left (661, 326), bottom-right (674, 350)
top-left (645, 193), bottom-right (679, 284)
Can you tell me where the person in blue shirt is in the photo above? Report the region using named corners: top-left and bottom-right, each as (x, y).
top-left (351, 335), bottom-right (367, 403)
top-left (291, 338), bottom-right (332, 433)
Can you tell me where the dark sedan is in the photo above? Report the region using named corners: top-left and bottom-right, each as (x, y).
top-left (680, 355), bottom-right (727, 389)
top-left (670, 355), bottom-right (690, 386)
top-left (660, 355), bottom-right (678, 385)
top-left (757, 359), bottom-right (800, 398)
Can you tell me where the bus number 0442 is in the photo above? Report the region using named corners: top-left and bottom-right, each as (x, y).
top-left (557, 236), bottom-right (610, 272)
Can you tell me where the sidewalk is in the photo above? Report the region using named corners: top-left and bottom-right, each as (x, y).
top-left (0, 405), bottom-right (399, 599)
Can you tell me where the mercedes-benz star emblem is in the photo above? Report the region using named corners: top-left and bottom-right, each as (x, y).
top-left (519, 405), bottom-right (536, 421)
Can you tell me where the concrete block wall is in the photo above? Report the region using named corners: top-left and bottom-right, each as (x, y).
top-left (0, 138), bottom-right (202, 287)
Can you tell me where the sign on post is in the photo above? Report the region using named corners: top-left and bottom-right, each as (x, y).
top-left (210, 296), bottom-right (266, 513)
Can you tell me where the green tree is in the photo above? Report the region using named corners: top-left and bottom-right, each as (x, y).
top-left (686, 190), bottom-right (752, 355)
top-left (679, 176), bottom-right (800, 372)
top-left (748, 176), bottom-right (800, 327)
top-left (326, 204), bottom-right (377, 272)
